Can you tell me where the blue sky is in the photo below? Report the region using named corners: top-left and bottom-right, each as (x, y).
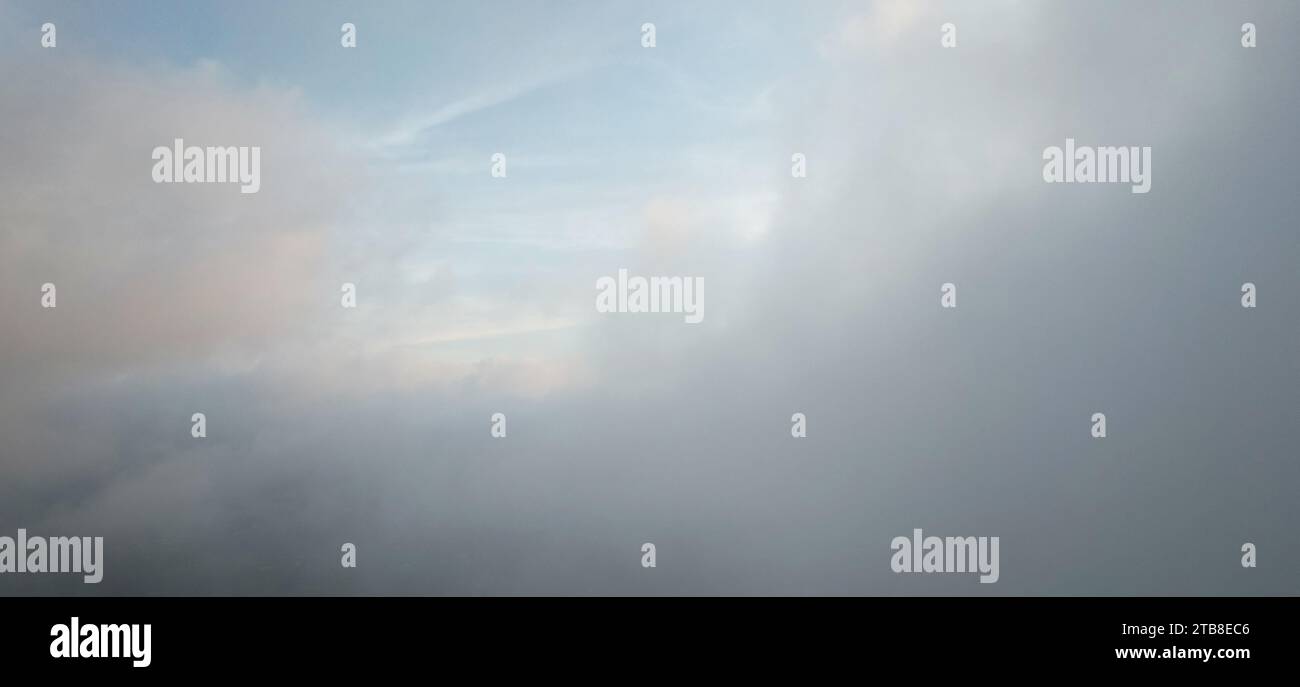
top-left (17, 0), bottom-right (835, 369)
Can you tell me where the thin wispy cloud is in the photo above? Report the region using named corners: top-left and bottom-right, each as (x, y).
top-left (368, 65), bottom-right (592, 150)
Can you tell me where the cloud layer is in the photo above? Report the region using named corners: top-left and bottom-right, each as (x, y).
top-left (1, 0), bottom-right (1296, 595)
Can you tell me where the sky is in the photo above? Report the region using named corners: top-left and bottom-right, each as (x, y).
top-left (0, 0), bottom-right (1297, 595)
